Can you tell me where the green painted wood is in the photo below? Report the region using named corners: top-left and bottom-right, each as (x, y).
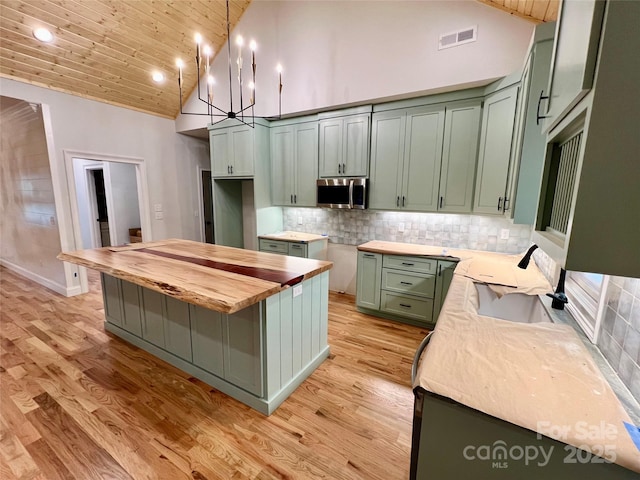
top-left (264, 294), bottom-right (281, 399)
top-left (380, 291), bottom-right (433, 323)
top-left (291, 287), bottom-right (303, 374)
top-left (403, 106), bottom-right (446, 212)
top-left (318, 118), bottom-right (342, 177)
top-left (190, 305), bottom-right (224, 378)
top-left (439, 100), bottom-right (482, 213)
top-left (473, 85), bottom-right (519, 215)
top-left (369, 111), bottom-right (406, 209)
top-left (140, 288), bottom-right (165, 348)
top-left (163, 296), bottom-right (192, 362)
top-left (210, 128), bottom-right (230, 177)
top-left (433, 260), bottom-right (457, 322)
top-left (101, 273), bottom-right (123, 326)
top-left (258, 239), bottom-right (288, 254)
top-left (319, 273), bottom-right (329, 350)
top-left (229, 126), bottom-right (254, 177)
top-left (120, 280), bottom-right (142, 337)
top-left (294, 123), bottom-right (318, 206)
top-left (287, 243), bottom-right (307, 258)
top-left (270, 124), bottom-right (294, 206)
top-left (381, 269), bottom-right (436, 299)
top-left (300, 278), bottom-right (313, 367)
top-left (356, 251), bottom-right (382, 310)
top-left (343, 114), bottom-right (370, 177)
top-left (306, 239), bottom-right (327, 261)
top-left (311, 273), bottom-right (322, 357)
top-left (279, 288), bottom-right (293, 385)
top-left (222, 303), bottom-right (263, 397)
top-left (382, 255), bottom-right (437, 275)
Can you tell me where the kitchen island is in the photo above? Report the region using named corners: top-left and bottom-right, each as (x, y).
top-left (58, 239), bottom-right (333, 415)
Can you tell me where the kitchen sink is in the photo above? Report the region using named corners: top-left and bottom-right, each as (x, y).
top-left (475, 284), bottom-right (552, 324)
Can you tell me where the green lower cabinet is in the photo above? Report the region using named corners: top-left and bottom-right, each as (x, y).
top-left (163, 296), bottom-right (192, 362)
top-left (356, 251), bottom-right (382, 310)
top-left (190, 305), bottom-right (225, 378)
top-left (141, 288), bottom-right (166, 349)
top-left (356, 254), bottom-right (457, 327)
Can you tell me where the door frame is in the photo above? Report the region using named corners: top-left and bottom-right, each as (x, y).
top-left (197, 166), bottom-right (213, 243)
top-left (64, 149), bottom-right (152, 294)
top-left (84, 165), bottom-right (104, 248)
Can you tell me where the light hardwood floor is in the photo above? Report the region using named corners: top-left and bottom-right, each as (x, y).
top-left (0, 267), bottom-right (429, 480)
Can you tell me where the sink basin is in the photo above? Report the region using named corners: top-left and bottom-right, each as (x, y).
top-left (475, 284), bottom-right (552, 324)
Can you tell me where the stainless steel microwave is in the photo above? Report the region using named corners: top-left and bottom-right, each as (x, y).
top-left (316, 178), bottom-right (367, 209)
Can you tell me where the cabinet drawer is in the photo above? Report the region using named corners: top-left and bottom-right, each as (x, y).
top-left (259, 239), bottom-right (288, 254)
top-left (383, 255), bottom-right (437, 274)
top-left (382, 269), bottom-right (435, 298)
top-left (380, 292), bottom-right (433, 323)
top-left (287, 243), bottom-right (307, 258)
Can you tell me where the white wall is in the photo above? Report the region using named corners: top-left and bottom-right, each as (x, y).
top-left (105, 162), bottom-right (141, 246)
top-left (0, 78), bottom-right (210, 294)
top-left (176, 0), bottom-right (534, 132)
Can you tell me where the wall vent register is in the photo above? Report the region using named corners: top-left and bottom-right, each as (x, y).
top-left (438, 26), bottom-right (477, 50)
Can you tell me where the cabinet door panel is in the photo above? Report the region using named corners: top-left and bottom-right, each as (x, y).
top-left (369, 112), bottom-right (405, 210)
top-left (287, 243), bottom-right (307, 258)
top-left (230, 127), bottom-right (254, 176)
top-left (318, 120), bottom-right (342, 177)
top-left (343, 115), bottom-right (370, 177)
top-left (164, 296), bottom-right (192, 362)
top-left (141, 289), bottom-right (165, 348)
top-left (294, 124), bottom-right (319, 206)
top-left (223, 304), bottom-right (263, 396)
top-left (474, 86), bottom-right (519, 214)
top-left (440, 101), bottom-right (481, 213)
top-left (403, 107), bottom-right (445, 212)
top-left (121, 281), bottom-right (142, 336)
top-left (191, 305), bottom-right (225, 377)
top-left (356, 251), bottom-right (382, 310)
top-left (101, 274), bottom-right (123, 326)
top-left (270, 125), bottom-right (294, 206)
top-left (210, 129), bottom-right (230, 177)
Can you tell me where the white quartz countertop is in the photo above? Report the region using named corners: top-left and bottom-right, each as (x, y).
top-left (259, 231), bottom-right (328, 243)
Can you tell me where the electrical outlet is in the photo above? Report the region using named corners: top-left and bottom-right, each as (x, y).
top-left (293, 284), bottom-right (302, 297)
top-left (297, 216), bottom-right (303, 225)
top-left (155, 211), bottom-right (164, 220)
top-left (500, 229), bottom-right (510, 240)
top-left (398, 222), bottom-right (405, 232)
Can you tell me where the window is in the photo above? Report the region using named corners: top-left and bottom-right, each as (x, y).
top-left (565, 271), bottom-right (608, 343)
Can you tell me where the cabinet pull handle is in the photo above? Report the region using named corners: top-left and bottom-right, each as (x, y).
top-left (536, 90), bottom-right (549, 125)
top-left (294, 194), bottom-right (297, 204)
top-left (402, 196), bottom-right (406, 207)
top-left (338, 164), bottom-right (342, 174)
top-left (438, 265), bottom-right (442, 277)
top-left (497, 197), bottom-right (503, 211)
top-left (396, 196), bottom-right (400, 207)
top-left (439, 196), bottom-right (443, 209)
top-left (503, 198), bottom-right (510, 211)
top-left (363, 253), bottom-right (375, 257)
top-left (269, 244), bottom-right (278, 248)
top-left (400, 281), bottom-right (413, 286)
top-left (399, 303), bottom-right (412, 308)
top-left (227, 165), bottom-right (230, 174)
top-left (401, 262), bottom-right (414, 266)
top-left (230, 165), bottom-right (233, 174)
top-left (342, 163), bottom-right (346, 174)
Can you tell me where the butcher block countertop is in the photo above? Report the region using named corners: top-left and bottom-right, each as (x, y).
top-left (58, 239), bottom-right (332, 314)
top-left (258, 231), bottom-right (328, 243)
top-left (359, 241), bottom-right (640, 473)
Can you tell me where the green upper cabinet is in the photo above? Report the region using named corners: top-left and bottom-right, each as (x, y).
top-left (369, 105), bottom-right (444, 211)
top-left (210, 120), bottom-right (264, 178)
top-left (270, 119), bottom-right (318, 207)
top-left (438, 100), bottom-right (482, 213)
top-left (542, 0), bottom-right (605, 133)
top-left (318, 109), bottom-right (371, 178)
top-left (473, 85), bottom-right (519, 215)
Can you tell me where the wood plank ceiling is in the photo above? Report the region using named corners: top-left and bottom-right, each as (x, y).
top-left (0, 0), bottom-right (557, 119)
top-left (0, 0), bottom-right (252, 119)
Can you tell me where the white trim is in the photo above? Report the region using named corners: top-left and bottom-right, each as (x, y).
top-left (63, 149), bottom-right (153, 294)
top-left (0, 259), bottom-right (81, 297)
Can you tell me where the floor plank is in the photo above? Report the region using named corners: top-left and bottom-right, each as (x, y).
top-left (0, 266), bottom-right (428, 479)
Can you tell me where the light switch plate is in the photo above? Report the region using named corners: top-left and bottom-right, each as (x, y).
top-left (398, 222), bottom-right (405, 232)
top-left (293, 284), bottom-right (302, 297)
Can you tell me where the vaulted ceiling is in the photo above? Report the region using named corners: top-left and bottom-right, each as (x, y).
top-left (0, 0), bottom-right (557, 119)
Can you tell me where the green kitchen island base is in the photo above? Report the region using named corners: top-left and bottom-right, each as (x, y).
top-left (101, 271), bottom-right (330, 416)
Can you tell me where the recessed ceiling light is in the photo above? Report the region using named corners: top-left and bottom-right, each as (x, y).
top-left (152, 71), bottom-right (165, 83)
top-left (33, 28), bottom-right (54, 43)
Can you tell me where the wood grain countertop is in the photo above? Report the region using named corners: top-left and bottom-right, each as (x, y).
top-left (258, 231), bottom-right (328, 243)
top-left (58, 239), bottom-right (333, 314)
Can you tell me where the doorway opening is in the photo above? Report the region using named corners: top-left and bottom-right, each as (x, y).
top-left (198, 167), bottom-right (215, 243)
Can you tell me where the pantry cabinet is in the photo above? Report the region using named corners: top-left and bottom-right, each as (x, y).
top-left (270, 118), bottom-right (318, 207)
top-left (473, 85), bottom-right (519, 215)
top-left (318, 107), bottom-right (371, 178)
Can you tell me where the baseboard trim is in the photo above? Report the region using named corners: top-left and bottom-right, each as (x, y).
top-left (0, 259), bottom-right (74, 296)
